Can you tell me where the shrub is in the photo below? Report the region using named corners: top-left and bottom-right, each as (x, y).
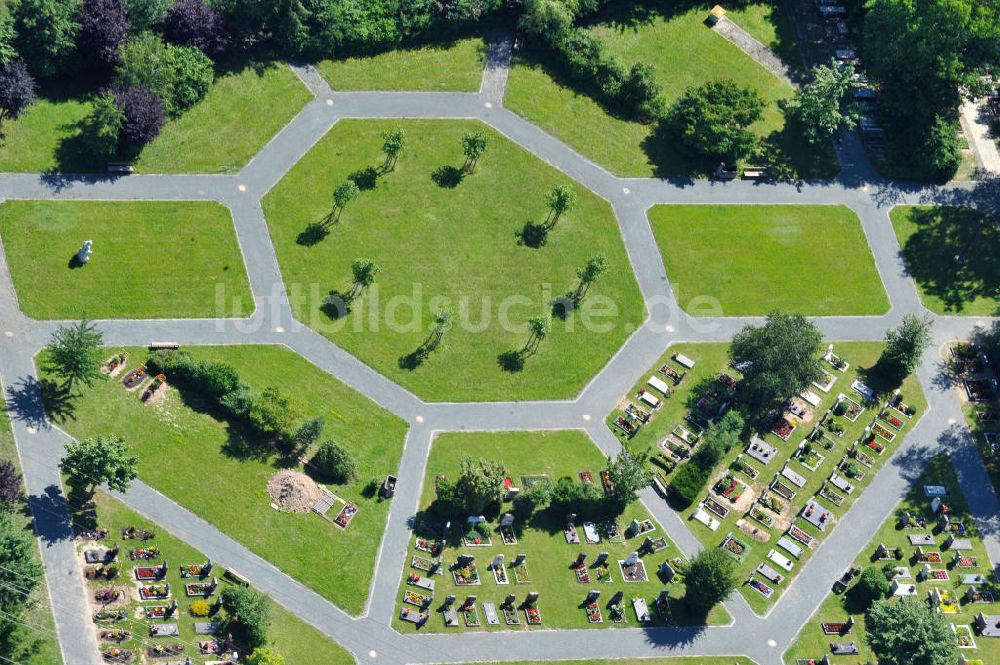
top-left (110, 84), bottom-right (165, 150)
top-left (220, 585), bottom-right (270, 649)
top-left (473, 520), bottom-right (491, 540)
top-left (667, 462), bottom-right (711, 509)
top-left (312, 440), bottom-right (357, 483)
top-left (549, 475), bottom-right (603, 514)
top-left (247, 386), bottom-right (296, 439)
top-left (190, 599), bottom-right (211, 617)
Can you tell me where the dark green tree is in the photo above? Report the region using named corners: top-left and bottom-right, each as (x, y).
top-left (670, 79), bottom-right (765, 164)
top-left (349, 258), bottom-right (379, 300)
top-left (11, 0), bottom-right (80, 77)
top-left (866, 598), bottom-right (956, 665)
top-left (59, 434), bottom-right (138, 496)
top-left (852, 566), bottom-right (890, 611)
top-left (312, 440), bottom-right (356, 482)
top-left (546, 184), bottom-right (576, 229)
top-left (247, 386), bottom-right (296, 438)
top-left (879, 314), bottom-right (933, 382)
top-left (46, 319), bottom-right (104, 391)
top-left (683, 547), bottom-right (738, 614)
top-left (606, 447), bottom-right (651, 504)
top-left (220, 585), bottom-right (271, 650)
top-left (332, 180), bottom-right (359, 221)
top-left (730, 312), bottom-right (823, 420)
top-left (572, 254), bottom-right (606, 302)
top-left (780, 62), bottom-right (861, 144)
top-left (381, 127), bottom-right (406, 171)
top-left (455, 457), bottom-right (506, 513)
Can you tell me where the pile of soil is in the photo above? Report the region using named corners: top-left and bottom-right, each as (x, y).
top-left (267, 470), bottom-right (322, 513)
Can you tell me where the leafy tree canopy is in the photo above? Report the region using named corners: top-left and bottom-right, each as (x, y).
top-left (866, 597), bottom-right (956, 665)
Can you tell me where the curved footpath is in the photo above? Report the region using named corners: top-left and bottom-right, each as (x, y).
top-left (0, 32), bottom-right (997, 665)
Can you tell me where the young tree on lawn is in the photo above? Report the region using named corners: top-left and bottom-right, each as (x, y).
top-left (163, 0), bottom-right (225, 54)
top-left (381, 127), bottom-right (406, 172)
top-left (247, 386), bottom-right (296, 439)
top-left (852, 566), bottom-right (890, 610)
top-left (332, 180), bottom-right (359, 221)
top-left (81, 92), bottom-right (125, 158)
top-left (546, 184), bottom-right (576, 229)
top-left (0, 58), bottom-right (36, 135)
top-left (46, 319), bottom-right (104, 391)
top-left (12, 0), bottom-right (80, 77)
top-left (683, 547), bottom-right (738, 614)
top-left (456, 457), bottom-right (506, 513)
top-left (424, 308), bottom-right (453, 353)
top-left (781, 62), bottom-right (861, 144)
top-left (730, 311), bottom-right (823, 420)
top-left (573, 254), bottom-right (606, 302)
top-left (866, 598), bottom-right (956, 665)
top-left (0, 461), bottom-right (22, 507)
top-left (59, 435), bottom-right (138, 496)
top-left (879, 314), bottom-right (932, 381)
top-left (247, 649), bottom-right (285, 665)
top-left (669, 79), bottom-right (765, 164)
top-left (348, 258), bottom-right (379, 300)
top-left (461, 131), bottom-right (489, 172)
top-left (78, 0), bottom-right (130, 68)
top-left (522, 316), bottom-right (550, 357)
top-left (606, 447), bottom-right (651, 504)
top-left (312, 440), bottom-right (356, 482)
top-left (220, 585), bottom-right (271, 650)
top-left (291, 416), bottom-right (324, 449)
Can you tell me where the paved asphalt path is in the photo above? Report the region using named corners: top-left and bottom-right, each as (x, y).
top-left (0, 31), bottom-right (998, 665)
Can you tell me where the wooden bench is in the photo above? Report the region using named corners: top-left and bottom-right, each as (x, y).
top-left (149, 342), bottom-right (180, 350)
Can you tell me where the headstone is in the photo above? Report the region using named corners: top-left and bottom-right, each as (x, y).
top-left (512, 553), bottom-right (526, 567)
top-left (467, 515), bottom-right (485, 525)
top-left (847, 615), bottom-right (855, 626)
top-left (827, 344), bottom-right (834, 358)
top-left (565, 513), bottom-right (576, 525)
top-left (444, 595), bottom-right (455, 607)
top-left (525, 591), bottom-right (539, 605)
top-left (77, 240), bottom-right (93, 264)
top-left (656, 589), bottom-right (670, 605)
top-left (585, 589), bottom-right (600, 603)
top-left (500, 513), bottom-right (514, 528)
top-left (490, 554), bottom-right (504, 570)
top-left (628, 519), bottom-right (641, 536)
top-left (931, 497), bottom-right (942, 514)
top-left (900, 512), bottom-right (911, 527)
top-left (505, 487), bottom-right (520, 502)
top-left (457, 554), bottom-right (475, 567)
top-left (576, 552), bottom-right (587, 566)
top-left (625, 551), bottom-right (639, 567)
top-left (503, 593), bottom-right (515, 608)
top-left (463, 595), bottom-right (477, 608)
top-left (642, 536), bottom-right (654, 552)
top-left (611, 590), bottom-right (624, 605)
top-left (659, 561), bottom-right (675, 581)
top-left (595, 552), bottom-right (609, 566)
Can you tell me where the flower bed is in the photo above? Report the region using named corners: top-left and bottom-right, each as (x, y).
top-left (94, 608), bottom-right (127, 623)
top-left (463, 605), bottom-right (480, 627)
top-left (953, 624), bottom-right (977, 648)
top-left (672, 424), bottom-right (698, 445)
top-left (410, 554), bottom-right (439, 573)
top-left (585, 601), bottom-right (603, 623)
top-left (415, 538), bottom-right (442, 556)
top-left (138, 583), bottom-right (170, 600)
top-left (731, 455), bottom-right (759, 480)
top-left (184, 579), bottom-right (217, 597)
top-left (714, 475), bottom-right (744, 503)
top-left (789, 525), bottom-right (814, 547)
top-left (835, 394), bottom-right (864, 422)
top-left (819, 485), bottom-right (845, 507)
top-left (748, 577), bottom-right (773, 597)
top-left (575, 566), bottom-right (590, 583)
top-left (852, 448), bottom-right (874, 468)
top-left (595, 564), bottom-right (613, 583)
top-left (452, 563), bottom-right (481, 586)
top-left (128, 545), bottom-right (159, 561)
top-left (600, 469), bottom-right (615, 495)
top-left (871, 422), bottom-right (896, 442)
top-left (403, 590), bottom-right (431, 607)
top-left (770, 417), bottom-right (796, 441)
top-left (704, 497), bottom-right (730, 519)
top-left (513, 562), bottom-right (532, 584)
top-left (99, 629), bottom-right (130, 642)
top-left (882, 411), bottom-right (904, 429)
top-left (750, 507), bottom-right (774, 528)
top-left (770, 480), bottom-right (796, 501)
top-left (956, 555), bottom-right (978, 568)
top-left (524, 606), bottom-right (541, 625)
top-left (334, 502), bottom-right (358, 529)
top-left (813, 371), bottom-right (837, 392)
top-left (180, 562), bottom-right (212, 578)
top-left (122, 367), bottom-right (146, 389)
top-left (134, 564), bottom-right (166, 581)
top-left (102, 647), bottom-right (134, 663)
top-left (759, 493), bottom-right (784, 514)
top-left (721, 534), bottom-right (751, 563)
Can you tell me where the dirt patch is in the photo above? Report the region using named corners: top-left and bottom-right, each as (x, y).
top-left (738, 519), bottom-right (771, 543)
top-left (267, 470), bottom-right (322, 513)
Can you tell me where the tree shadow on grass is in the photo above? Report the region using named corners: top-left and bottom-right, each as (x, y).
top-left (497, 350), bottom-right (525, 373)
top-left (431, 165), bottom-right (464, 188)
top-left (516, 221), bottom-right (549, 248)
top-left (897, 206), bottom-right (1000, 315)
top-left (296, 221), bottom-right (331, 246)
top-left (349, 166), bottom-right (380, 191)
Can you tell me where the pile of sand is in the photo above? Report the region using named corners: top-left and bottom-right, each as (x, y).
top-left (267, 470), bottom-right (322, 513)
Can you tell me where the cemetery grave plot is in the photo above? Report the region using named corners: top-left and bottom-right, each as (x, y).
top-left (633, 342), bottom-right (928, 614)
top-left (392, 430), bottom-right (730, 631)
top-left (40, 344), bottom-right (408, 615)
top-left (76, 493), bottom-right (354, 665)
top-left (784, 455), bottom-right (1000, 665)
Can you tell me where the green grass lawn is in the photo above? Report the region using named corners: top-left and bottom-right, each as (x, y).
top-left (784, 455), bottom-right (1000, 665)
top-left (467, 659), bottom-right (756, 665)
top-left (0, 401), bottom-right (63, 665)
top-left (607, 342), bottom-right (927, 614)
top-left (0, 62), bottom-right (309, 174)
top-left (263, 119), bottom-right (645, 402)
top-left (890, 205), bottom-right (1000, 316)
top-left (648, 205), bottom-right (889, 316)
top-left (0, 200), bottom-right (253, 319)
top-left (315, 38), bottom-right (485, 91)
top-left (135, 61), bottom-right (311, 173)
top-left (72, 490), bottom-right (355, 665)
top-left (40, 345), bottom-right (409, 615)
top-left (392, 431), bottom-right (730, 632)
top-left (504, 7), bottom-right (836, 179)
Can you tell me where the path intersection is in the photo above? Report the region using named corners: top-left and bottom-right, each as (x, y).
top-left (0, 33), bottom-right (997, 665)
